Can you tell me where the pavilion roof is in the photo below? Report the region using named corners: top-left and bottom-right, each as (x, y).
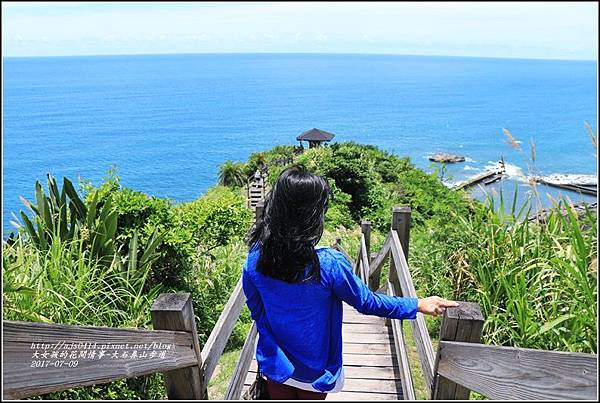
top-left (296, 128), bottom-right (336, 142)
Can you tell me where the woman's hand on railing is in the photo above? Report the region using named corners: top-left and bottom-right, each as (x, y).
top-left (417, 296), bottom-right (459, 316)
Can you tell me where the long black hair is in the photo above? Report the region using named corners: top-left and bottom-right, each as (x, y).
top-left (247, 166), bottom-right (331, 283)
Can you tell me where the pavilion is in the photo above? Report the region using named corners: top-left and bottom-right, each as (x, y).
top-left (296, 128), bottom-right (336, 148)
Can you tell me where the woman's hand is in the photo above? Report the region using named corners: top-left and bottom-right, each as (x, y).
top-left (417, 296), bottom-right (459, 316)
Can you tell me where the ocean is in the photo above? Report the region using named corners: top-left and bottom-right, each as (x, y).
top-left (3, 53), bottom-right (597, 234)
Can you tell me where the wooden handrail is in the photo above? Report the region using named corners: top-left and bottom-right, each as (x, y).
top-left (389, 230), bottom-right (436, 393)
top-left (2, 284), bottom-right (252, 401)
top-left (431, 302), bottom-right (484, 399)
top-left (359, 234), bottom-right (370, 282)
top-left (312, 213), bottom-right (599, 401)
top-left (387, 282), bottom-right (416, 400)
top-left (151, 292), bottom-right (205, 399)
top-left (332, 238), bottom-right (355, 267)
top-left (201, 278), bottom-right (246, 386)
top-left (360, 220), bottom-right (371, 259)
top-left (354, 221), bottom-right (373, 284)
top-left (367, 232), bottom-right (391, 290)
top-left (3, 298), bottom-right (202, 400)
top-left (353, 243), bottom-right (363, 279)
top-left (224, 322), bottom-right (258, 400)
top-left (435, 341), bottom-right (597, 400)
top-left (353, 207), bottom-right (435, 398)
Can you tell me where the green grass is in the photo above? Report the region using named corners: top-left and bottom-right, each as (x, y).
top-left (208, 349), bottom-right (243, 400)
top-left (401, 319), bottom-right (432, 400)
top-left (3, 235), bottom-right (160, 329)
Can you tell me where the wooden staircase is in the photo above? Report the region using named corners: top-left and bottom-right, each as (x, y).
top-left (247, 170), bottom-right (266, 210)
top-left (242, 302), bottom-right (404, 400)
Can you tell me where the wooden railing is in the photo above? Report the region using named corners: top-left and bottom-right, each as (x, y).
top-left (3, 293), bottom-right (205, 400)
top-left (333, 206), bottom-right (597, 401)
top-left (3, 206), bottom-right (597, 400)
top-left (3, 281), bottom-right (251, 400)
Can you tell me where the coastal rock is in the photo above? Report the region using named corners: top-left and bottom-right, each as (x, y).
top-left (429, 153), bottom-right (465, 163)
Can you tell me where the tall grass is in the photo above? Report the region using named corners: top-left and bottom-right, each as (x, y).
top-left (468, 197), bottom-right (596, 352)
top-left (179, 238), bottom-right (253, 348)
top-left (3, 233), bottom-right (169, 399)
top-left (411, 192), bottom-right (597, 353)
top-left (3, 235), bottom-right (161, 329)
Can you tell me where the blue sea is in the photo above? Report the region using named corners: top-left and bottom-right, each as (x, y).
top-left (3, 53), bottom-right (597, 234)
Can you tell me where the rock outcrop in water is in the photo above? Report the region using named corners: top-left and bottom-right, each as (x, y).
top-left (428, 153), bottom-right (465, 163)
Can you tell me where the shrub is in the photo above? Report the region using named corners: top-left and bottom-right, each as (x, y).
top-left (86, 172), bottom-right (253, 289)
top-left (178, 240), bottom-right (252, 347)
top-left (174, 186), bottom-right (253, 255)
top-left (94, 186), bottom-right (187, 288)
top-left (4, 175), bottom-right (254, 400)
top-left (244, 145), bottom-right (296, 178)
top-left (325, 182), bottom-right (355, 230)
top-left (242, 142), bottom-right (472, 233)
top-left (218, 161), bottom-right (247, 188)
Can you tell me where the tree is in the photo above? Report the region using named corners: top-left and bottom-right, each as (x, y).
top-left (218, 161), bottom-right (247, 188)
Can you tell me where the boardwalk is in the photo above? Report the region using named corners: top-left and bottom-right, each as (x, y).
top-left (243, 303), bottom-right (403, 400)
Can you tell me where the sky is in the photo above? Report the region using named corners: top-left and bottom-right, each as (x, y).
top-left (2, 1), bottom-right (598, 60)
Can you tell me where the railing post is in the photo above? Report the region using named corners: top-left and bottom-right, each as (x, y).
top-left (360, 220), bottom-right (371, 283)
top-left (389, 206), bottom-right (411, 293)
top-left (354, 247), bottom-right (363, 278)
top-left (151, 293), bottom-right (206, 400)
top-left (431, 301), bottom-right (485, 400)
top-left (391, 206), bottom-right (411, 261)
top-left (360, 220), bottom-right (371, 263)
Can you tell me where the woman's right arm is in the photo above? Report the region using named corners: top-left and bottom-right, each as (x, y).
top-left (329, 250), bottom-right (456, 319)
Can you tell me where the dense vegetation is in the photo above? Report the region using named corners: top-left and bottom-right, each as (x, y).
top-left (3, 141), bottom-right (596, 399)
top-left (3, 171), bottom-right (253, 399)
top-left (237, 142), bottom-right (597, 353)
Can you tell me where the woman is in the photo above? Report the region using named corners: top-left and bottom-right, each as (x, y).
top-left (243, 167), bottom-right (458, 400)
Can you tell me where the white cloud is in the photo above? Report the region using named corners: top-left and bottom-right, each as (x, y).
top-left (2, 1), bottom-right (597, 59)
top-left (191, 33), bottom-right (210, 42)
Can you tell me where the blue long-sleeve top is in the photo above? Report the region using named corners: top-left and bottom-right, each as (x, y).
top-left (242, 245), bottom-right (418, 392)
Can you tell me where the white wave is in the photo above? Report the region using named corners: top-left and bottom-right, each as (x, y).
top-left (484, 161), bottom-right (527, 181)
top-left (464, 157), bottom-right (476, 163)
top-left (463, 165), bottom-right (478, 171)
top-left (504, 163), bottom-right (526, 178)
top-left (539, 173), bottom-right (597, 185)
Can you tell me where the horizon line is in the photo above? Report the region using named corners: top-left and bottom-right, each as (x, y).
top-left (2, 50), bottom-right (597, 63)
